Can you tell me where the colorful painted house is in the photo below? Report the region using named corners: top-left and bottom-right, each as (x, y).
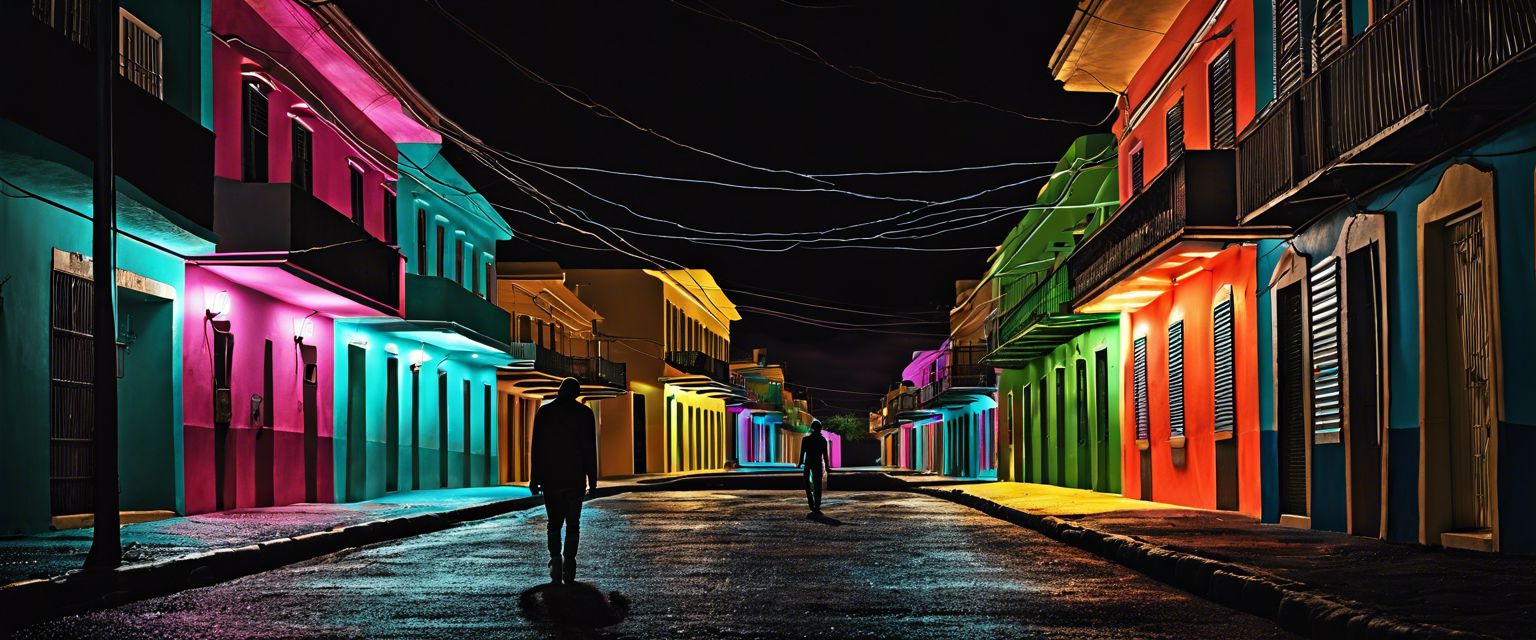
top-left (1233, 0), bottom-right (1536, 552)
top-left (879, 336), bottom-right (998, 479)
top-left (566, 269), bottom-right (750, 477)
top-left (494, 261), bottom-right (627, 484)
top-left (1, 0), bottom-right (217, 532)
top-left (984, 134), bottom-right (1122, 493)
top-left (1053, 0), bottom-right (1287, 517)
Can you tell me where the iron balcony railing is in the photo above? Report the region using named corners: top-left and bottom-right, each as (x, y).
top-left (875, 388), bottom-right (919, 428)
top-left (987, 267), bottom-right (1072, 352)
top-left (512, 342), bottom-right (627, 388)
top-left (665, 350), bottom-right (730, 383)
top-left (918, 364), bottom-right (998, 407)
top-left (1238, 0), bottom-right (1536, 224)
top-left (570, 354), bottom-right (627, 389)
top-left (1065, 151), bottom-right (1237, 307)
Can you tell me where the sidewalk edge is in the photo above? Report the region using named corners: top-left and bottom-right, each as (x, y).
top-left (910, 486), bottom-right (1491, 640)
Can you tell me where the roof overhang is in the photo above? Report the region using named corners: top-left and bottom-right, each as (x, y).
top-left (353, 318), bottom-right (516, 364)
top-left (497, 368), bottom-right (627, 401)
top-left (1049, 0), bottom-right (1187, 93)
top-left (662, 376), bottom-right (750, 405)
top-left (195, 256), bottom-right (401, 318)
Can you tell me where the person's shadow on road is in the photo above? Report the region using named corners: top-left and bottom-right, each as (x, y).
top-left (518, 582), bottom-right (630, 637)
top-left (807, 511), bottom-right (850, 526)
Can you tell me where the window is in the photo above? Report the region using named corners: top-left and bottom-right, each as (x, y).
top-left (1168, 320), bottom-right (1185, 440)
top-left (1310, 259), bottom-right (1342, 441)
top-left (518, 315), bottom-right (532, 343)
top-left (1209, 45), bottom-right (1237, 149)
top-left (1133, 336), bottom-right (1150, 442)
top-left (435, 225), bottom-right (445, 277)
top-left (1166, 98), bottom-right (1185, 164)
top-left (290, 122), bottom-right (313, 193)
top-left (383, 188), bottom-right (397, 245)
top-left (349, 165), bottom-right (365, 224)
top-left (241, 81), bottom-right (270, 183)
top-left (1130, 147), bottom-right (1145, 197)
top-left (1275, 0), bottom-right (1305, 96)
top-left (1313, 0), bottom-right (1349, 66)
top-left (484, 260), bottom-right (496, 302)
top-left (454, 239), bottom-right (465, 285)
top-left (416, 210), bottom-right (428, 276)
top-left (119, 9), bottom-right (162, 99)
top-left (32, 0), bottom-right (93, 46)
top-left (1095, 348), bottom-right (1110, 444)
top-left (1213, 293), bottom-right (1237, 434)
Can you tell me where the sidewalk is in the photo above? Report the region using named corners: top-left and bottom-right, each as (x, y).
top-left (924, 481), bottom-right (1534, 640)
top-left (0, 486), bottom-right (533, 587)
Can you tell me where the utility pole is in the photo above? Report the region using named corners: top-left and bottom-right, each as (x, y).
top-left (84, 0), bottom-right (121, 572)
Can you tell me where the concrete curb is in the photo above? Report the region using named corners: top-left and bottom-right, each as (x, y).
top-left (912, 487), bottom-right (1490, 640)
top-left (0, 494), bottom-right (544, 633)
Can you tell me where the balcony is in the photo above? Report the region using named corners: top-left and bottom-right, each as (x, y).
top-left (502, 342), bottom-right (627, 398)
top-left (199, 178), bottom-right (403, 316)
top-left (404, 273), bottom-right (513, 347)
top-left (984, 267), bottom-right (1116, 368)
top-left (1066, 150), bottom-right (1287, 309)
top-left (665, 351), bottom-right (730, 383)
top-left (873, 387), bottom-right (921, 430)
top-left (1238, 0), bottom-right (1536, 227)
top-left (0, 3), bottom-right (212, 229)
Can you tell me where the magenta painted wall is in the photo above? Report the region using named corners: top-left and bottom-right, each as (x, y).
top-left (182, 266), bottom-right (336, 514)
top-left (212, 0), bottom-right (400, 242)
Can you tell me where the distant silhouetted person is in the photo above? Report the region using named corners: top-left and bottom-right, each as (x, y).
top-left (529, 377), bottom-right (597, 585)
top-left (798, 421), bottom-right (830, 514)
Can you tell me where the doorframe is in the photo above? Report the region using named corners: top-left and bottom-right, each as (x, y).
top-left (1331, 213), bottom-right (1391, 539)
top-left (1416, 163), bottom-right (1503, 552)
top-left (1269, 245), bottom-right (1313, 528)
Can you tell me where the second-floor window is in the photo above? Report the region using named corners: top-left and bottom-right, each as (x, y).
top-left (1130, 147), bottom-right (1145, 197)
top-left (1166, 97), bottom-right (1185, 164)
top-left (1209, 45), bottom-right (1237, 149)
top-left (435, 225), bottom-right (445, 278)
top-left (382, 188), bottom-right (397, 245)
top-left (416, 210), bottom-right (428, 276)
top-left (291, 122), bottom-right (312, 193)
top-left (1275, 0), bottom-right (1305, 97)
top-left (119, 9), bottom-right (162, 99)
top-left (348, 165), bottom-right (364, 224)
top-left (454, 239), bottom-right (464, 285)
top-left (241, 81), bottom-right (270, 183)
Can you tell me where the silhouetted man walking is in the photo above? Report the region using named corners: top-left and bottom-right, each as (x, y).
top-left (798, 420), bottom-right (830, 514)
top-left (529, 378), bottom-right (597, 585)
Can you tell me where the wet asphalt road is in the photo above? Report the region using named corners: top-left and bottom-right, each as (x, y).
top-left (16, 491), bottom-right (1296, 639)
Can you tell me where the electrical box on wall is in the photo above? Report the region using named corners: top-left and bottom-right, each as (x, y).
top-left (214, 388), bottom-right (232, 424)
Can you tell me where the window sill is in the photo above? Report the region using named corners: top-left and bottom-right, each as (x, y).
top-left (1213, 430), bottom-right (1234, 441)
top-left (1168, 436), bottom-right (1187, 449)
top-left (1136, 439), bottom-right (1150, 451)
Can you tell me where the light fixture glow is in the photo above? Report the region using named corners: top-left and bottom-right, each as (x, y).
top-left (1175, 266), bottom-right (1205, 282)
top-left (207, 290), bottom-right (231, 319)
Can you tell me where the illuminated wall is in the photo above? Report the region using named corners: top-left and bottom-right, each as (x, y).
top-left (1121, 246), bottom-right (1262, 516)
top-left (997, 323), bottom-right (1122, 492)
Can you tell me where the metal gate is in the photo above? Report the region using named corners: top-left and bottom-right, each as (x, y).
top-left (50, 270), bottom-right (94, 516)
top-left (1447, 213), bottom-right (1493, 528)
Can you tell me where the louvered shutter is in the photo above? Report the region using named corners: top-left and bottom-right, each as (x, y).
top-left (1131, 148), bottom-right (1146, 196)
top-left (1166, 98), bottom-right (1185, 164)
top-left (1168, 321), bottom-right (1185, 439)
top-left (1313, 0), bottom-right (1349, 66)
top-left (1095, 349), bottom-right (1110, 444)
top-left (291, 122), bottom-right (312, 193)
top-left (1209, 45), bottom-right (1237, 149)
top-left (1275, 0), bottom-right (1305, 96)
top-left (1133, 337), bottom-right (1150, 441)
top-left (1076, 360), bottom-right (1089, 446)
top-left (1310, 259), bottom-right (1342, 438)
top-left (1213, 296), bottom-right (1236, 433)
top-left (1277, 284), bottom-right (1308, 515)
top-left (241, 82), bottom-right (269, 183)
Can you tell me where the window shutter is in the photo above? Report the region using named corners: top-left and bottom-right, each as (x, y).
top-left (1209, 45), bottom-right (1237, 149)
top-left (1310, 259), bottom-right (1342, 437)
top-left (1313, 0), bottom-right (1349, 66)
top-left (383, 189), bottom-right (397, 245)
top-left (1166, 98), bottom-right (1185, 164)
top-left (349, 166), bottom-right (365, 223)
top-left (1168, 321), bottom-right (1185, 439)
top-left (1277, 283), bottom-right (1309, 515)
top-left (290, 122), bottom-right (312, 193)
top-left (1275, 0), bottom-right (1305, 96)
top-left (1076, 360), bottom-right (1089, 446)
top-left (1095, 349), bottom-right (1110, 443)
top-left (1131, 147), bottom-right (1146, 197)
top-left (1133, 337), bottom-right (1150, 441)
top-left (1213, 296), bottom-right (1236, 433)
top-left (241, 82), bottom-right (269, 183)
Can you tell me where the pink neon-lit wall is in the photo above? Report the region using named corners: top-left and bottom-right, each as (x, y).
top-left (183, 266), bottom-right (336, 514)
top-left (212, 0), bottom-right (413, 243)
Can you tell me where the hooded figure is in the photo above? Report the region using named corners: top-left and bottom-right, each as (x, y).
top-left (529, 377), bottom-right (597, 584)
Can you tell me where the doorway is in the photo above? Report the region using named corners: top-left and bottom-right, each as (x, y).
top-left (1075, 360), bottom-right (1091, 490)
top-left (1276, 281), bottom-right (1310, 523)
top-left (1345, 243), bottom-right (1384, 536)
top-left (344, 344), bottom-right (367, 502)
top-left (1443, 212), bottom-right (1493, 534)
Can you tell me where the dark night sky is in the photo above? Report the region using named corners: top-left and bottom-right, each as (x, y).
top-left (338, 1), bottom-right (1115, 415)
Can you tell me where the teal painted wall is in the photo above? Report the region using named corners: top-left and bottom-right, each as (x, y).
top-left (121, 0), bottom-right (207, 126)
top-left (331, 323), bottom-right (501, 500)
top-left (1251, 0), bottom-right (1275, 110)
top-left (0, 179), bottom-right (192, 533)
top-left (1256, 238), bottom-right (1284, 522)
top-left (996, 323), bottom-right (1122, 493)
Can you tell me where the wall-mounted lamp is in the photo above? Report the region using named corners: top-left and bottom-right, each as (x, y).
top-left (293, 311), bottom-right (316, 344)
top-left (409, 348), bottom-right (430, 372)
top-left (206, 290), bottom-right (231, 319)
top-left (384, 343), bottom-right (400, 355)
top-left (348, 334), bottom-right (369, 349)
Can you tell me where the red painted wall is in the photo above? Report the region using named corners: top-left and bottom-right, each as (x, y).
top-left (1115, 0), bottom-right (1256, 202)
top-left (212, 0), bottom-right (399, 242)
top-left (183, 266), bottom-right (336, 514)
top-left (1119, 247), bottom-right (1262, 516)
